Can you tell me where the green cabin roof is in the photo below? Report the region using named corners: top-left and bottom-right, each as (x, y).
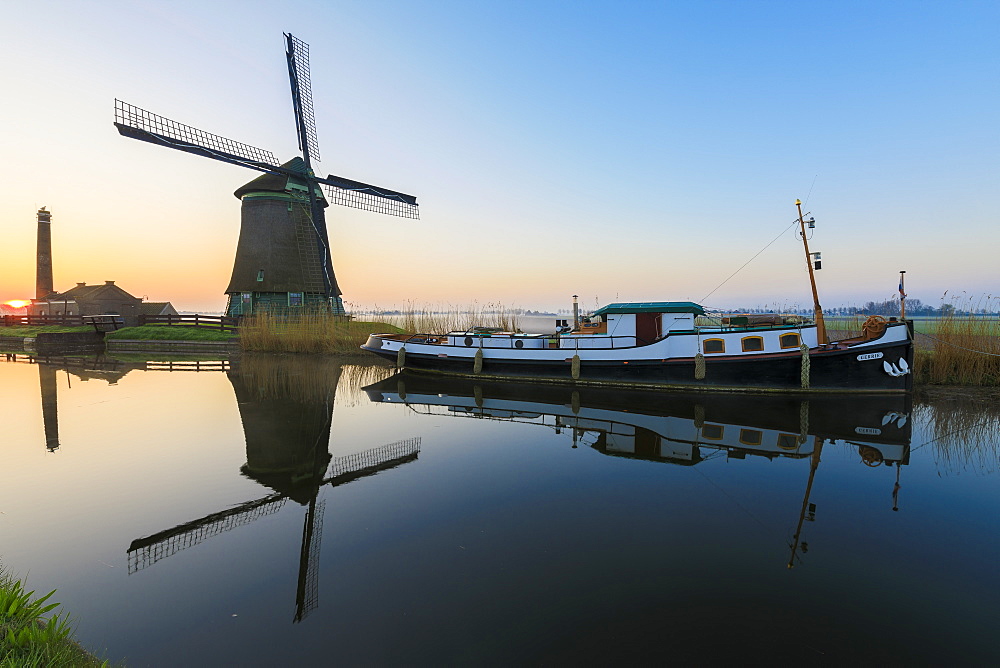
top-left (593, 301), bottom-right (705, 316)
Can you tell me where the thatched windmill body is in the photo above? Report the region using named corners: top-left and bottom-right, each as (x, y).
top-left (115, 33), bottom-right (418, 315)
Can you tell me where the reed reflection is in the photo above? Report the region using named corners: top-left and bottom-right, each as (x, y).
top-left (126, 354), bottom-right (414, 623)
top-left (366, 373), bottom-right (915, 568)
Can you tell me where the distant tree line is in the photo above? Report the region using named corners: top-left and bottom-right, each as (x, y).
top-left (727, 298), bottom-right (995, 317)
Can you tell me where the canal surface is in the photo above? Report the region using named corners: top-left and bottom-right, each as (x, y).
top-left (2, 353), bottom-right (998, 665)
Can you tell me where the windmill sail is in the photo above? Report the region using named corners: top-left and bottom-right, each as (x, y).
top-left (114, 100), bottom-right (279, 171)
top-left (320, 177), bottom-right (420, 219)
top-left (285, 33), bottom-right (321, 165)
top-left (114, 32), bottom-right (419, 316)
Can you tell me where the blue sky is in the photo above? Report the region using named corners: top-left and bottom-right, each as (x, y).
top-left (1, 0), bottom-right (997, 312)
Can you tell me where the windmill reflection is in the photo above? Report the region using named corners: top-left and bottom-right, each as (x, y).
top-left (367, 373), bottom-right (912, 569)
top-left (126, 355), bottom-right (417, 622)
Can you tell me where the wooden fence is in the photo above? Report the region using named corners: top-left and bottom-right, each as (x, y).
top-left (1, 314), bottom-right (85, 327)
top-left (139, 314), bottom-right (239, 332)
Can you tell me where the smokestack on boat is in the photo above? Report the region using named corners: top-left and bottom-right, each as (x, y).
top-left (36, 207), bottom-right (53, 299)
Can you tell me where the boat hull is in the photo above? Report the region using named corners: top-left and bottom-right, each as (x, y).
top-left (362, 325), bottom-right (913, 394)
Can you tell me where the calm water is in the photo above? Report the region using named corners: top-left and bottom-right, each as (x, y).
top-left (2, 353), bottom-right (999, 666)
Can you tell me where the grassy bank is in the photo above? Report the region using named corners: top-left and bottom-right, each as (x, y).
top-left (104, 325), bottom-right (234, 342)
top-left (0, 326), bottom-right (93, 337)
top-left (0, 567), bottom-right (108, 667)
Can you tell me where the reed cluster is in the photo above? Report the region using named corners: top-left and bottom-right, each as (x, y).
top-left (238, 302), bottom-right (520, 354)
top-left (913, 303), bottom-right (1000, 386)
top-left (365, 301), bottom-right (522, 334)
top-left (238, 311), bottom-right (403, 354)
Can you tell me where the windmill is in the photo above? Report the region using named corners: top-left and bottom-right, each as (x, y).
top-left (114, 33), bottom-right (418, 316)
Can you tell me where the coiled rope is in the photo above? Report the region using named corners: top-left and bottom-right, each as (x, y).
top-left (800, 344), bottom-right (810, 389)
top-left (694, 353), bottom-right (706, 380)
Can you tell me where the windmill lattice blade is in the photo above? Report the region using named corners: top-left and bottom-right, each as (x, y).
top-left (285, 34), bottom-right (321, 163)
top-left (325, 437), bottom-right (421, 484)
top-left (126, 494), bottom-right (287, 574)
top-left (115, 99), bottom-right (278, 166)
top-left (320, 179), bottom-right (420, 220)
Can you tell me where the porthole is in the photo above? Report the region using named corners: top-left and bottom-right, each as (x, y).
top-left (702, 424), bottom-right (724, 440)
top-left (703, 339), bottom-right (725, 354)
top-left (515, 340), bottom-right (524, 349)
top-left (776, 433), bottom-right (800, 450)
top-left (780, 333), bottom-right (800, 349)
top-left (464, 337), bottom-right (473, 346)
top-left (741, 336), bottom-right (764, 352)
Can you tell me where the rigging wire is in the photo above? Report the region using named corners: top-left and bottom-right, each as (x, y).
top-left (700, 219), bottom-right (800, 303)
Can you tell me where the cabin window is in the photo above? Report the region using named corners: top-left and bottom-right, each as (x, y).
top-left (780, 333), bottom-right (800, 349)
top-left (776, 433), bottom-right (800, 450)
top-left (741, 336), bottom-right (764, 352)
top-left (703, 338), bottom-right (725, 354)
top-left (288, 292), bottom-right (303, 307)
top-left (702, 424), bottom-right (724, 440)
top-left (739, 429), bottom-right (763, 446)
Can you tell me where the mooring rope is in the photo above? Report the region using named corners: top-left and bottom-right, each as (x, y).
top-left (919, 333), bottom-right (1000, 357)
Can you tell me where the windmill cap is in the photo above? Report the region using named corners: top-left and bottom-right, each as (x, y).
top-left (233, 157), bottom-right (321, 200)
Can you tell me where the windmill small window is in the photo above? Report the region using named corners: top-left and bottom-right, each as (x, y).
top-left (288, 292), bottom-right (303, 307)
top-left (256, 270), bottom-right (264, 282)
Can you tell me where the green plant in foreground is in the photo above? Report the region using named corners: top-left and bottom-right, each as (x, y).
top-left (0, 569), bottom-right (108, 667)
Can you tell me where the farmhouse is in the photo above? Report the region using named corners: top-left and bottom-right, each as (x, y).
top-left (30, 281), bottom-right (177, 326)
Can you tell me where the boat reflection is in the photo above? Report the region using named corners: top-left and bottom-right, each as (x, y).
top-left (366, 372), bottom-right (913, 568)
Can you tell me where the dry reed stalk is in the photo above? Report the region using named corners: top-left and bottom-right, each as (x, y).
top-left (239, 310), bottom-right (403, 354)
top-left (368, 301), bottom-right (522, 334)
top-left (917, 296), bottom-right (1000, 386)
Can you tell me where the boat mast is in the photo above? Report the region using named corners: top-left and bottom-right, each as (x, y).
top-left (787, 435), bottom-right (824, 569)
top-left (796, 199), bottom-right (827, 344)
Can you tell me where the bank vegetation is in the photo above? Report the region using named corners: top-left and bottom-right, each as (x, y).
top-left (0, 567), bottom-right (109, 667)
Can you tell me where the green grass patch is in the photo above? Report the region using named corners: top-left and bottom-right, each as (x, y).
top-left (0, 326), bottom-right (93, 337)
top-left (0, 567), bottom-right (109, 667)
top-left (105, 325), bottom-right (235, 342)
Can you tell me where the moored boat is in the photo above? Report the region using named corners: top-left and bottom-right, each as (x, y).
top-left (361, 202), bottom-right (914, 393)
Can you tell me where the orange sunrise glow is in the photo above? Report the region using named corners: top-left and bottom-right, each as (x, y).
top-left (4, 300), bottom-right (30, 308)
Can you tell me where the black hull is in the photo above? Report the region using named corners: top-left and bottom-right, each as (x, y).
top-left (363, 338), bottom-right (913, 394)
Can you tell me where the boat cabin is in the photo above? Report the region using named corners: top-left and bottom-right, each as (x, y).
top-left (581, 302), bottom-right (705, 345)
